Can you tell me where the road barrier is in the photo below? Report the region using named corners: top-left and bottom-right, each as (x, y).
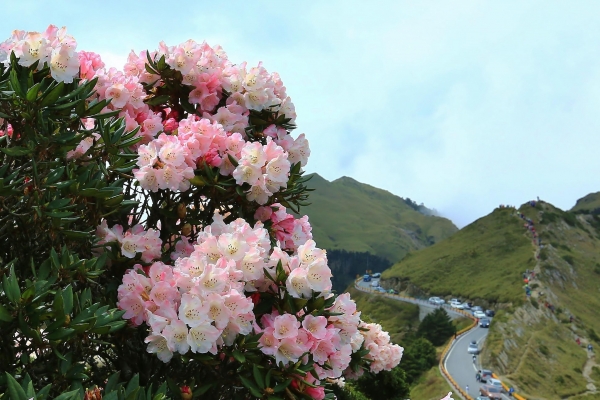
top-left (354, 279), bottom-right (528, 400)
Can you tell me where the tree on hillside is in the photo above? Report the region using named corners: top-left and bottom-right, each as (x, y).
top-left (398, 337), bottom-right (437, 384)
top-left (417, 308), bottom-right (456, 346)
top-left (0, 26), bottom-right (404, 399)
top-left (353, 367), bottom-right (410, 400)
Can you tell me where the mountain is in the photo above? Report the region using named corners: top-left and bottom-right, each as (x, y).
top-left (571, 191), bottom-right (600, 214)
top-left (380, 200), bottom-right (600, 399)
top-left (299, 173), bottom-right (458, 263)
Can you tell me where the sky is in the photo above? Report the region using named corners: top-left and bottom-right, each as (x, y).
top-left (2, 1), bottom-right (600, 228)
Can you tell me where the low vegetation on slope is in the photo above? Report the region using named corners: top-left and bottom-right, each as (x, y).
top-left (571, 191), bottom-right (600, 214)
top-left (299, 174), bottom-right (458, 263)
top-left (381, 206), bottom-right (535, 305)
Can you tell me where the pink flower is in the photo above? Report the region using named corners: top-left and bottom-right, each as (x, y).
top-left (187, 324), bottom-right (221, 354)
top-left (145, 334), bottom-right (173, 362)
top-left (302, 315), bottom-right (328, 340)
top-left (274, 338), bottom-right (303, 366)
top-left (117, 293), bottom-right (147, 326)
top-left (178, 293), bottom-right (209, 327)
top-left (163, 319), bottom-right (190, 354)
top-left (273, 314), bottom-right (300, 340)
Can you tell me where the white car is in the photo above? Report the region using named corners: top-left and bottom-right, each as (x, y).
top-left (473, 311), bottom-right (486, 319)
top-left (450, 301), bottom-right (465, 309)
top-left (428, 297), bottom-right (445, 305)
top-left (487, 378), bottom-right (503, 390)
top-left (370, 280), bottom-right (379, 287)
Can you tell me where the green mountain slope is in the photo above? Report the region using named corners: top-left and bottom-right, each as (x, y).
top-left (381, 199), bottom-right (600, 399)
top-left (571, 191), bottom-right (600, 214)
top-left (299, 174), bottom-right (458, 263)
top-left (381, 206), bottom-right (535, 304)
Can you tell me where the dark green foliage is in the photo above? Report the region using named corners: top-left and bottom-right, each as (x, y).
top-left (354, 367), bottom-right (410, 400)
top-left (327, 250), bottom-right (392, 293)
top-left (531, 299), bottom-right (539, 309)
top-left (416, 308), bottom-right (456, 346)
top-left (396, 338), bottom-right (437, 384)
top-left (562, 255), bottom-right (575, 265)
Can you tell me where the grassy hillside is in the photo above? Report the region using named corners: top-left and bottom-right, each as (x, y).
top-left (571, 191), bottom-right (600, 214)
top-left (381, 206), bottom-right (536, 304)
top-left (299, 174), bottom-right (458, 263)
top-left (346, 286), bottom-right (419, 344)
top-left (384, 198), bottom-right (600, 399)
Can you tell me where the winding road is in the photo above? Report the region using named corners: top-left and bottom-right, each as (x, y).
top-left (354, 280), bottom-right (511, 400)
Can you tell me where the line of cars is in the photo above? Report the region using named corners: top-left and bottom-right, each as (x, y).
top-left (427, 297), bottom-right (495, 324)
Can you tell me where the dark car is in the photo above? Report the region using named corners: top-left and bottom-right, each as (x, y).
top-left (479, 384), bottom-right (502, 399)
top-left (479, 318), bottom-right (490, 328)
top-left (480, 369), bottom-right (493, 383)
top-left (485, 309), bottom-right (495, 317)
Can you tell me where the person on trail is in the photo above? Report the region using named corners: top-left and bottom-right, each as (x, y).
top-left (509, 387), bottom-right (515, 397)
top-left (588, 344), bottom-right (593, 352)
top-left (472, 355), bottom-right (477, 363)
top-left (465, 385), bottom-right (470, 395)
top-left (476, 370), bottom-right (481, 382)
top-left (576, 337), bottom-right (581, 346)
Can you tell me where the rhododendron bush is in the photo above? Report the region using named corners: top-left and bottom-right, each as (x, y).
top-left (0, 25), bottom-right (448, 400)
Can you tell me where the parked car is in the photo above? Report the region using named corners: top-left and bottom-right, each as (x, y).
top-left (468, 342), bottom-right (479, 354)
top-left (450, 298), bottom-right (460, 304)
top-left (475, 397), bottom-right (491, 400)
top-left (472, 306), bottom-right (484, 312)
top-left (450, 301), bottom-right (465, 309)
top-left (485, 309), bottom-right (496, 317)
top-left (479, 318), bottom-right (490, 328)
top-left (371, 272), bottom-right (381, 278)
top-left (375, 287), bottom-right (387, 293)
top-left (388, 289), bottom-right (399, 294)
top-left (461, 302), bottom-right (472, 310)
top-left (473, 311), bottom-right (486, 319)
top-left (428, 297), bottom-right (445, 305)
top-left (480, 369), bottom-right (493, 383)
top-left (487, 378), bottom-right (503, 391)
top-left (479, 384), bottom-right (502, 399)
top-left (370, 280), bottom-right (379, 287)
top-left (363, 274), bottom-right (371, 282)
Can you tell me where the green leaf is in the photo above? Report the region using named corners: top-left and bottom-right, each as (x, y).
top-left (46, 167), bottom-right (65, 185)
top-left (0, 146), bottom-right (30, 156)
top-left (62, 285), bottom-right (74, 315)
top-left (9, 69), bottom-right (25, 97)
top-left (253, 365), bottom-right (265, 390)
top-left (5, 372), bottom-right (28, 400)
top-left (145, 94), bottom-right (170, 106)
top-left (232, 349), bottom-right (246, 363)
top-left (0, 304), bottom-right (13, 322)
top-left (46, 327), bottom-right (75, 341)
top-left (26, 82), bottom-right (41, 102)
top-left (39, 82), bottom-right (65, 108)
top-left (273, 379), bottom-right (292, 393)
top-left (2, 264), bottom-right (21, 304)
top-left (47, 198), bottom-right (72, 209)
top-left (239, 376), bottom-right (262, 398)
top-left (53, 389), bottom-right (80, 400)
top-left (104, 371), bottom-right (121, 393)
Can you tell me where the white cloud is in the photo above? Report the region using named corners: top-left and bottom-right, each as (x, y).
top-left (2, 1), bottom-right (600, 227)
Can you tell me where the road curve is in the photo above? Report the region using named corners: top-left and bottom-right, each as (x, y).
top-left (353, 280), bottom-right (510, 399)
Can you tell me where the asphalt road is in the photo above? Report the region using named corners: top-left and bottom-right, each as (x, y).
top-left (354, 280), bottom-right (467, 321)
top-left (354, 280), bottom-right (511, 400)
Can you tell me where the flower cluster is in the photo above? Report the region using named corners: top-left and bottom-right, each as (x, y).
top-left (254, 203), bottom-right (312, 252)
top-left (359, 322), bottom-right (404, 374)
top-left (116, 215), bottom-right (272, 361)
top-left (0, 25), bottom-right (80, 82)
top-left (96, 220), bottom-right (162, 263)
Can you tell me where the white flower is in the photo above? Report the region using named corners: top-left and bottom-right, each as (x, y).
top-left (49, 46), bottom-right (79, 83)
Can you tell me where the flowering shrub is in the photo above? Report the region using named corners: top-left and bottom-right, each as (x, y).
top-left (0, 25), bottom-right (451, 400)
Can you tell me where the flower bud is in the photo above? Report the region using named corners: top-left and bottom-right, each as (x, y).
top-left (84, 387), bottom-right (102, 400)
top-left (180, 385), bottom-right (192, 400)
top-left (177, 203), bottom-right (187, 219)
top-left (181, 223), bottom-right (192, 237)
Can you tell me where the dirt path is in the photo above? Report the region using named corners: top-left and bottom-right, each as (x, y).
top-left (582, 349), bottom-right (598, 393)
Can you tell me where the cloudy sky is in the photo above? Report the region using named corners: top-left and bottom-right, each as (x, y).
top-left (3, 1), bottom-right (600, 227)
